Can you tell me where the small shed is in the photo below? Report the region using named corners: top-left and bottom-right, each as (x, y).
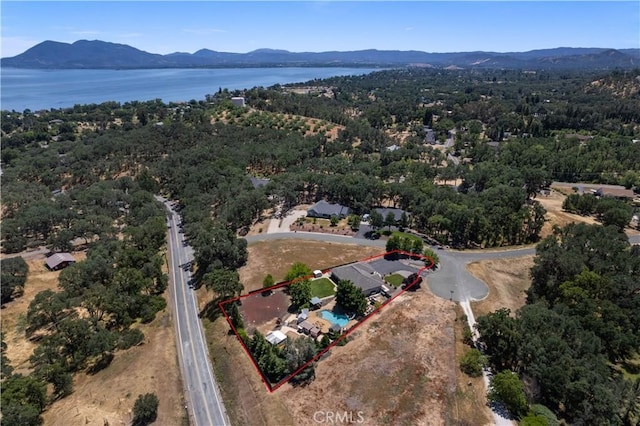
top-left (45, 252), bottom-right (76, 271)
top-left (297, 308), bottom-right (309, 323)
top-left (310, 327), bottom-right (321, 338)
top-left (298, 320), bottom-right (314, 334)
top-left (266, 330), bottom-right (287, 346)
top-left (310, 297), bottom-right (322, 308)
top-left (329, 323), bottom-right (343, 334)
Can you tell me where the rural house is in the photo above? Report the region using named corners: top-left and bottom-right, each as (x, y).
top-left (45, 252), bottom-right (76, 271)
top-left (307, 200), bottom-right (350, 219)
top-left (373, 207), bottom-right (409, 224)
top-left (331, 263), bottom-right (383, 297)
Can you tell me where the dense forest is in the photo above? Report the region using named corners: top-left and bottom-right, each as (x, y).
top-left (1, 67), bottom-right (639, 424)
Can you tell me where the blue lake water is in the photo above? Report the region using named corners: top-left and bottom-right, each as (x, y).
top-left (320, 310), bottom-right (349, 327)
top-left (0, 67), bottom-right (383, 112)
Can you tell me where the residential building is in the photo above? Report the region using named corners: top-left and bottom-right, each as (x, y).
top-left (45, 252), bottom-right (76, 271)
top-left (307, 200), bottom-right (350, 219)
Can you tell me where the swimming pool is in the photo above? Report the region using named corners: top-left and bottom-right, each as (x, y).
top-left (320, 310), bottom-right (349, 327)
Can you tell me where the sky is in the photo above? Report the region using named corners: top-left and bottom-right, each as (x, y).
top-left (1, 1), bottom-right (639, 58)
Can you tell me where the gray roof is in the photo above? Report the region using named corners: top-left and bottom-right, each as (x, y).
top-left (250, 177), bottom-right (270, 189)
top-left (331, 263), bottom-right (383, 294)
top-left (307, 200), bottom-right (350, 218)
top-left (374, 207), bottom-right (408, 222)
top-left (299, 320), bottom-right (314, 331)
top-left (45, 252), bottom-right (75, 269)
top-left (310, 297), bottom-right (322, 305)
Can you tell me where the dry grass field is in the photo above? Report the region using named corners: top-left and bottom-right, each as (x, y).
top-left (1, 252), bottom-right (185, 426)
top-left (468, 255), bottom-right (535, 319)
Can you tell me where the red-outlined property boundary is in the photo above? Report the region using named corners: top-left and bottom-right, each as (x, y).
top-left (218, 249), bottom-right (435, 392)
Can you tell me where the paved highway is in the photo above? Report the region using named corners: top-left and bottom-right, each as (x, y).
top-left (158, 196), bottom-right (229, 426)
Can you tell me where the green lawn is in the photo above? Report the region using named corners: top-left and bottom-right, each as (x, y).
top-left (391, 231), bottom-right (423, 244)
top-left (310, 277), bottom-right (336, 298)
top-left (384, 273), bottom-right (405, 288)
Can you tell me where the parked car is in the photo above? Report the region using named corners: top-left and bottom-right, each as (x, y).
top-left (402, 273), bottom-right (423, 290)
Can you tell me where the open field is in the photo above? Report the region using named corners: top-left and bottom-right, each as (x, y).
top-left (467, 255), bottom-right (535, 319)
top-left (238, 240), bottom-right (383, 293)
top-left (1, 252), bottom-right (185, 426)
top-left (206, 239), bottom-right (460, 425)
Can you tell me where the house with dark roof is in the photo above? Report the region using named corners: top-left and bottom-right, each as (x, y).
top-left (373, 207), bottom-right (409, 224)
top-left (307, 200), bottom-right (350, 219)
top-left (331, 263), bottom-right (383, 297)
top-left (45, 253), bottom-right (76, 271)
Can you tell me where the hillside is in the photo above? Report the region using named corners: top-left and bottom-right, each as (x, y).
top-left (2, 39), bottom-right (639, 70)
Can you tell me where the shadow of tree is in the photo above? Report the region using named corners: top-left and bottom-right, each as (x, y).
top-left (199, 296), bottom-right (227, 322)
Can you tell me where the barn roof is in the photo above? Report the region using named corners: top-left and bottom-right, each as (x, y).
top-left (45, 252), bottom-right (75, 269)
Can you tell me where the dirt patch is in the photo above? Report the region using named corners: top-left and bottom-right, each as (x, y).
top-left (278, 291), bottom-right (457, 426)
top-left (239, 289), bottom-right (291, 328)
top-left (238, 240), bottom-right (382, 294)
top-left (467, 255), bottom-right (535, 319)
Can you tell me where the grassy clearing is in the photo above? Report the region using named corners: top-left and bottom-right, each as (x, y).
top-left (309, 277), bottom-right (335, 297)
top-left (390, 231), bottom-right (422, 243)
top-left (384, 273), bottom-right (404, 288)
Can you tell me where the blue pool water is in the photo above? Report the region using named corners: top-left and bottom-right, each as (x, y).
top-left (320, 310), bottom-right (349, 327)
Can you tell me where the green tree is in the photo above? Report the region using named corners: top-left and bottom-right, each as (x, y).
top-left (347, 214), bottom-right (361, 231)
top-left (384, 211), bottom-right (396, 230)
top-left (282, 337), bottom-right (318, 385)
top-left (203, 268), bottom-right (243, 300)
top-left (369, 210), bottom-right (384, 230)
top-left (335, 279), bottom-right (367, 317)
top-left (1, 256), bottom-right (28, 304)
top-left (459, 348), bottom-right (486, 377)
top-left (475, 308), bottom-right (519, 371)
top-left (0, 374), bottom-right (47, 426)
top-left (263, 274), bottom-right (275, 289)
top-left (132, 393), bottom-right (159, 426)
top-left (289, 280), bottom-right (312, 309)
top-left (488, 370), bottom-right (529, 420)
top-left (284, 262), bottom-right (312, 282)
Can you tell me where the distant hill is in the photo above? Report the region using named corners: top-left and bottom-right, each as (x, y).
top-left (2, 40), bottom-right (639, 70)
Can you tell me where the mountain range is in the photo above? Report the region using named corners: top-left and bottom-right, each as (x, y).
top-left (2, 40), bottom-right (639, 70)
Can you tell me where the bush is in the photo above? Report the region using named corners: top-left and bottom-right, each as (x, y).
top-left (132, 393), bottom-right (159, 426)
top-left (529, 404), bottom-right (559, 426)
top-left (117, 328), bottom-right (145, 350)
top-left (462, 324), bottom-right (474, 346)
top-left (459, 348), bottom-right (486, 377)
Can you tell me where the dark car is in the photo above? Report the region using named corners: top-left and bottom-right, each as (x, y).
top-left (364, 230), bottom-right (380, 240)
top-left (402, 273), bottom-right (423, 290)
